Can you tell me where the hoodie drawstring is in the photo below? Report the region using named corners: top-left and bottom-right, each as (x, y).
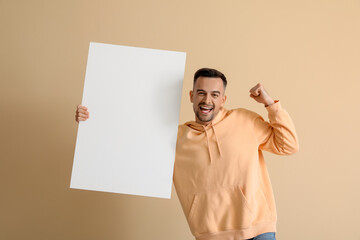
top-left (212, 125), bottom-right (223, 160)
top-left (202, 125), bottom-right (223, 164)
top-left (203, 127), bottom-right (213, 164)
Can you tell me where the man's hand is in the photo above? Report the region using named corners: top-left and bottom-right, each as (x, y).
top-left (249, 83), bottom-right (275, 107)
top-left (75, 104), bottom-right (90, 123)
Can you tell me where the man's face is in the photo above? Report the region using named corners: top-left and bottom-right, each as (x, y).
top-left (190, 77), bottom-right (227, 125)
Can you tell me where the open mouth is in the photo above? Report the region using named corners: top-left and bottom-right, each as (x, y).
top-left (199, 105), bottom-right (213, 114)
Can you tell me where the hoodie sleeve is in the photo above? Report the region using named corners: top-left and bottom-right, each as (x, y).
top-left (253, 100), bottom-right (299, 155)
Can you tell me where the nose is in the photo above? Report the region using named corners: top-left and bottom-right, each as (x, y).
top-left (205, 93), bottom-right (212, 104)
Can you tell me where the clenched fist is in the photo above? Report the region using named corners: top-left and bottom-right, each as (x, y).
top-left (75, 104), bottom-right (90, 123)
top-left (249, 83), bottom-right (275, 107)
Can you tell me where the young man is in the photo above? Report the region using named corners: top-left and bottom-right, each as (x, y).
top-left (76, 68), bottom-right (299, 240)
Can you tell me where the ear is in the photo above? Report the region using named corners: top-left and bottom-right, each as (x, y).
top-left (221, 95), bottom-right (227, 108)
top-left (189, 90), bottom-right (194, 103)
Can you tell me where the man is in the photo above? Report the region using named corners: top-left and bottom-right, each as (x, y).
top-left (76, 68), bottom-right (299, 240)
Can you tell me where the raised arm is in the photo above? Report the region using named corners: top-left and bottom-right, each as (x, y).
top-left (249, 83), bottom-right (299, 155)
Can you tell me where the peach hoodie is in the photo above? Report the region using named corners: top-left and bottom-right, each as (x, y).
top-left (173, 100), bottom-right (299, 240)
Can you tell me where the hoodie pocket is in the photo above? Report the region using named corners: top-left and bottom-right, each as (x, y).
top-left (187, 186), bottom-right (253, 235)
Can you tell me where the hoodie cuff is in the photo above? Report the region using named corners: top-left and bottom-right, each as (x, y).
top-left (265, 100), bottom-right (281, 114)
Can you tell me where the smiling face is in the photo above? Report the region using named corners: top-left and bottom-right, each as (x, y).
top-left (190, 76), bottom-right (227, 125)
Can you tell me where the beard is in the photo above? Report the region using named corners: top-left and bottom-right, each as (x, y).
top-left (194, 107), bottom-right (215, 123)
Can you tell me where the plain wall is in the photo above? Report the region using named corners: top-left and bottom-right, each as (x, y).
top-left (1, 0), bottom-right (359, 239)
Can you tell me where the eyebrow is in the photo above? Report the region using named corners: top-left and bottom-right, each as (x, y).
top-left (196, 89), bottom-right (221, 94)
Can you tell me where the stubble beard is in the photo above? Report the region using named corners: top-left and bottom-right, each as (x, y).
top-left (194, 108), bottom-right (215, 124)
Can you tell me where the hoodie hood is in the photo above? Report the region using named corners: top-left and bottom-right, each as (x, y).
top-left (183, 108), bottom-right (229, 164)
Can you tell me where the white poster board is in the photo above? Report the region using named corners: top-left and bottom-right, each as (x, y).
top-left (70, 42), bottom-right (186, 199)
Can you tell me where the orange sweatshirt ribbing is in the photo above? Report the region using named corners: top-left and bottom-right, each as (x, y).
top-left (173, 100), bottom-right (299, 240)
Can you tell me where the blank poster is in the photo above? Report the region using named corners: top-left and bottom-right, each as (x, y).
top-left (70, 42), bottom-right (186, 199)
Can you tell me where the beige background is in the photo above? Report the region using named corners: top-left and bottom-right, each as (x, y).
top-left (1, 0), bottom-right (359, 239)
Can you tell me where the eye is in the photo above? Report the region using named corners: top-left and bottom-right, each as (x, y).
top-left (212, 94), bottom-right (219, 97)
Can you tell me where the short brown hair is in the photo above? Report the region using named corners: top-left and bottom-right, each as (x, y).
top-left (193, 68), bottom-right (227, 90)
